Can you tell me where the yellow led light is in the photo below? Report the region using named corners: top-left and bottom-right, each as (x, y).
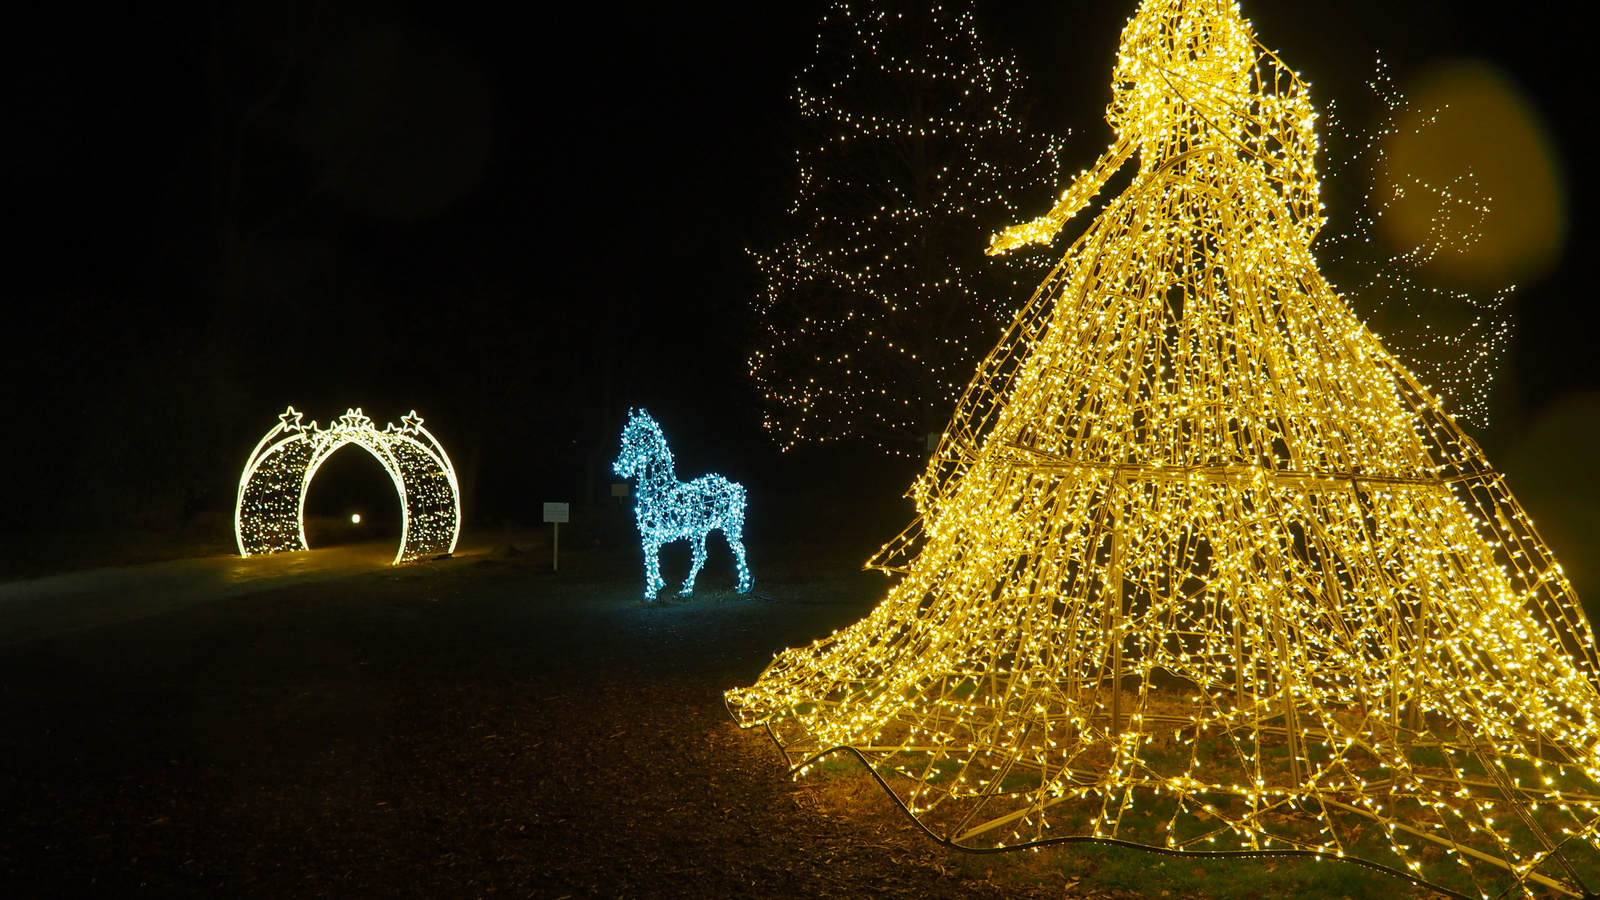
top-left (728, 2), bottom-right (1599, 897)
top-left (234, 407), bottom-right (461, 565)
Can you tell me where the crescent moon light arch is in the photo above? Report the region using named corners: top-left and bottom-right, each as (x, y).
top-left (234, 407), bottom-right (461, 565)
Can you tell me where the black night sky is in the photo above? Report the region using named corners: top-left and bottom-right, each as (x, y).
top-left (2, 0), bottom-right (1595, 539)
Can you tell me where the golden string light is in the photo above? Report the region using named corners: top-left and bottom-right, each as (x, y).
top-left (235, 407), bottom-right (461, 565)
top-left (728, 2), bottom-right (1600, 896)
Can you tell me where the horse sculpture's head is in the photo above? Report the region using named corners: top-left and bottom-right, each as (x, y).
top-left (614, 408), bottom-right (672, 481)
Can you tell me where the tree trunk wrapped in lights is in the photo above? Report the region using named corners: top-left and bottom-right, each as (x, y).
top-left (727, 1), bottom-right (1600, 896)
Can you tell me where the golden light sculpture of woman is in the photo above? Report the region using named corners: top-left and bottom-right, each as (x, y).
top-left (728, 1), bottom-right (1600, 896)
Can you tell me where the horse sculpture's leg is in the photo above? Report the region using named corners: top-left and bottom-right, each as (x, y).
top-left (728, 532), bottom-right (752, 594)
top-left (681, 533), bottom-right (708, 596)
top-left (725, 491), bottom-right (752, 594)
top-left (643, 539), bottom-right (665, 601)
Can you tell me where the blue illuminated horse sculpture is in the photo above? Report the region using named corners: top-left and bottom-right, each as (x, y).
top-left (613, 409), bottom-right (752, 600)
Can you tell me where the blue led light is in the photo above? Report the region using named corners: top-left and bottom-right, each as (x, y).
top-left (613, 409), bottom-right (752, 601)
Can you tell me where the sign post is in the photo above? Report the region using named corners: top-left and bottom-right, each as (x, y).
top-left (542, 502), bottom-right (570, 570)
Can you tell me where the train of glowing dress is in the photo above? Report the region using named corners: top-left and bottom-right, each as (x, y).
top-left (726, 2), bottom-right (1600, 897)
top-left (613, 409), bottom-right (752, 601)
top-left (234, 407), bottom-right (461, 565)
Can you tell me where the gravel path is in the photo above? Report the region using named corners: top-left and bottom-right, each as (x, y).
top-left (0, 542), bottom-right (1090, 898)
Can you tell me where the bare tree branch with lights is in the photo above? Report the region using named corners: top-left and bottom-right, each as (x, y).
top-left (730, 1), bottom-right (1600, 896)
top-left (750, 0), bottom-right (1065, 454)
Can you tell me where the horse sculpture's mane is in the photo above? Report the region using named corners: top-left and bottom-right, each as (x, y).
top-left (638, 417), bottom-right (673, 477)
top-left (617, 411), bottom-right (675, 480)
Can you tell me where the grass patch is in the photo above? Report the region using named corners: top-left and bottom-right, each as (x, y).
top-left (795, 753), bottom-right (1430, 899)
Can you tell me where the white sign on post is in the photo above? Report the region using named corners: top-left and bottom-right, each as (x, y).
top-left (543, 502), bottom-right (570, 570)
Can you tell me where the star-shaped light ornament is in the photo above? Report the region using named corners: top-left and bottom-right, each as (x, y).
top-left (401, 411), bottom-right (424, 434)
top-left (278, 406), bottom-right (305, 433)
top-left (335, 408), bottom-right (374, 433)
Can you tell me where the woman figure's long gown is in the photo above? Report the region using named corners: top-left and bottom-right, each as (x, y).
top-left (727, 2), bottom-right (1600, 895)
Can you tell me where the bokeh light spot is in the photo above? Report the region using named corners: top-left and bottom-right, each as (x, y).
top-left (1378, 58), bottom-right (1565, 288)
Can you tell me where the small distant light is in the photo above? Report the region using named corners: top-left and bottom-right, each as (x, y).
top-left (351, 514), bottom-right (362, 524)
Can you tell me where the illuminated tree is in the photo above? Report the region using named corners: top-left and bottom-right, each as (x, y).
top-left (730, 2), bottom-right (1600, 896)
top-left (750, 0), bottom-right (1064, 453)
top-left (1317, 65), bottom-right (1515, 432)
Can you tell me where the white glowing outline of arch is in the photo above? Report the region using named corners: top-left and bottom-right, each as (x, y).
top-left (234, 407), bottom-right (462, 565)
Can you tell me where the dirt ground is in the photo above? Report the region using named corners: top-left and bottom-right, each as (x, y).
top-left (0, 532), bottom-right (1426, 899)
top-left (0, 534), bottom-right (1105, 899)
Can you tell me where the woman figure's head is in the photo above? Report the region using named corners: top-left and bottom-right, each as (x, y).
top-left (1107, 0), bottom-right (1261, 154)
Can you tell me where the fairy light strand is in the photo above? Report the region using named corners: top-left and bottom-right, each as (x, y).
top-left (729, 2), bottom-right (1598, 897)
top-left (235, 406), bottom-right (461, 565)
